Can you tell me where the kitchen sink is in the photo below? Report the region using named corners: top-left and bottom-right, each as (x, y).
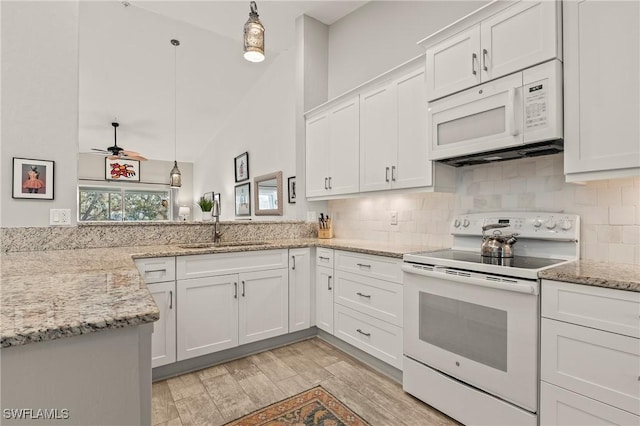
top-left (178, 241), bottom-right (269, 249)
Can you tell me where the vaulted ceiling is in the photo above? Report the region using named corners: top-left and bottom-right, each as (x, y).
top-left (78, 0), bottom-right (366, 162)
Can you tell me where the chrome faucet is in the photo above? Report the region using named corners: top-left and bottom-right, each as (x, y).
top-left (212, 200), bottom-right (222, 243)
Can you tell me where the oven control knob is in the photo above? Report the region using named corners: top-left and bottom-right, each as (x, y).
top-left (533, 219), bottom-right (543, 228)
top-left (544, 219), bottom-right (557, 230)
top-left (560, 219), bottom-right (572, 231)
top-left (462, 219), bottom-right (470, 228)
top-left (454, 219), bottom-right (461, 228)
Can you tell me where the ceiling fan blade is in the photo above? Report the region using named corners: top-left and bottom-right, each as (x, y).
top-left (121, 149), bottom-right (141, 156)
top-left (124, 154), bottom-right (148, 161)
top-left (91, 148), bottom-right (110, 154)
top-left (107, 155), bottom-right (120, 160)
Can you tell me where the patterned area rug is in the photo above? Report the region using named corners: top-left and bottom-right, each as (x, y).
top-left (225, 386), bottom-right (370, 426)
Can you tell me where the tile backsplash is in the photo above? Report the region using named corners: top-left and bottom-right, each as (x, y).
top-left (329, 154), bottom-right (640, 264)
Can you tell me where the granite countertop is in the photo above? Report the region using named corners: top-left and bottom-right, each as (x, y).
top-left (1, 238), bottom-right (440, 348)
top-left (539, 259), bottom-right (640, 292)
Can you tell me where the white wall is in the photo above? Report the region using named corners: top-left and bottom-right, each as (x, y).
top-left (193, 49), bottom-right (297, 221)
top-left (327, 1), bottom-right (485, 98)
top-left (1, 1), bottom-right (80, 227)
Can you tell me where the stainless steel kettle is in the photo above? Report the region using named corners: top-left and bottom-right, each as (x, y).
top-left (481, 223), bottom-right (519, 258)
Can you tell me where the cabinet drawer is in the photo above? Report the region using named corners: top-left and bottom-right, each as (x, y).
top-left (541, 318), bottom-right (640, 415)
top-left (177, 249), bottom-right (288, 280)
top-left (540, 381), bottom-right (639, 426)
top-left (334, 304), bottom-right (403, 369)
top-left (542, 280), bottom-right (640, 338)
top-left (334, 271), bottom-right (403, 326)
top-left (316, 248), bottom-right (334, 268)
top-left (135, 257), bottom-right (176, 283)
top-left (334, 251), bottom-right (402, 283)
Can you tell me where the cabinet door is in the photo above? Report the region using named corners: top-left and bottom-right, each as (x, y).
top-left (359, 82), bottom-right (396, 192)
top-left (328, 97), bottom-right (360, 196)
top-left (315, 266), bottom-right (334, 334)
top-left (540, 382), bottom-right (640, 426)
top-left (541, 319), bottom-right (640, 416)
top-left (148, 281), bottom-right (176, 368)
top-left (394, 68), bottom-right (432, 189)
top-left (305, 112), bottom-right (330, 197)
top-left (480, 1), bottom-right (559, 82)
top-left (564, 0), bottom-right (640, 179)
top-left (289, 248), bottom-right (312, 333)
top-left (426, 25), bottom-right (481, 101)
top-left (177, 275), bottom-right (238, 361)
top-left (238, 269), bottom-right (288, 345)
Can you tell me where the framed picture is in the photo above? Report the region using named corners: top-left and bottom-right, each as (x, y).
top-left (234, 183), bottom-right (251, 216)
top-left (288, 176), bottom-right (296, 204)
top-left (12, 157), bottom-right (54, 200)
top-left (234, 151), bottom-right (249, 182)
top-left (105, 158), bottom-right (140, 182)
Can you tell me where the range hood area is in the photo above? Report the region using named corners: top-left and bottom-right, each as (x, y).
top-left (437, 139), bottom-right (564, 167)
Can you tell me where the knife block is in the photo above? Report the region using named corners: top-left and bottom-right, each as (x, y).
top-left (318, 219), bottom-right (333, 239)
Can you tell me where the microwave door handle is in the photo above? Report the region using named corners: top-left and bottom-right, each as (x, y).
top-left (507, 87), bottom-right (519, 137)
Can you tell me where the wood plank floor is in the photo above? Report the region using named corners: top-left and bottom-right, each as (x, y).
top-left (152, 337), bottom-right (459, 426)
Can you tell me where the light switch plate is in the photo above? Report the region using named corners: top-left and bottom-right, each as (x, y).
top-left (50, 209), bottom-right (71, 226)
top-left (390, 211), bottom-right (398, 225)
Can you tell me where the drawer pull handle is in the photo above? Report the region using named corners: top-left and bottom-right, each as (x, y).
top-left (356, 263), bottom-right (371, 268)
top-left (145, 269), bottom-right (167, 274)
top-left (169, 290), bottom-right (173, 309)
top-left (234, 282), bottom-right (238, 299)
top-left (319, 256), bottom-right (330, 261)
top-left (356, 329), bottom-right (371, 337)
top-left (356, 292), bottom-right (371, 298)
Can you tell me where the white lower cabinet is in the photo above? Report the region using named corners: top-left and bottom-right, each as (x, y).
top-left (289, 248), bottom-right (312, 333)
top-left (148, 281), bottom-right (176, 368)
top-left (540, 280), bottom-right (640, 424)
top-left (238, 269), bottom-right (289, 345)
top-left (315, 265), bottom-right (334, 334)
top-left (177, 275), bottom-right (239, 360)
top-left (541, 382), bottom-right (639, 426)
top-left (332, 250), bottom-right (403, 370)
top-left (174, 249), bottom-right (290, 362)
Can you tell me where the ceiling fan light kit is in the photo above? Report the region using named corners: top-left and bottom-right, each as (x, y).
top-left (243, 1), bottom-right (265, 63)
top-left (169, 38), bottom-right (182, 188)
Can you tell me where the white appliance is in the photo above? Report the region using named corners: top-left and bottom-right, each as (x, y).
top-left (402, 211), bottom-right (580, 426)
top-left (427, 60), bottom-right (563, 167)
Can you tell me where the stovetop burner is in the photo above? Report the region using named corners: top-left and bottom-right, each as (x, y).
top-left (409, 249), bottom-right (566, 270)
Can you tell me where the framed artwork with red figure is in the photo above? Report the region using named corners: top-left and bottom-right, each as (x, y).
top-left (105, 158), bottom-right (140, 182)
top-left (12, 157), bottom-right (54, 200)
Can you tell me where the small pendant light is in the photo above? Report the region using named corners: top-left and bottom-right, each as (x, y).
top-left (243, 1), bottom-right (265, 62)
top-left (169, 39), bottom-right (182, 188)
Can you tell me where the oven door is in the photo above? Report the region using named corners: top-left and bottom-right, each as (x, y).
top-left (427, 72), bottom-right (524, 160)
top-left (402, 263), bottom-right (538, 412)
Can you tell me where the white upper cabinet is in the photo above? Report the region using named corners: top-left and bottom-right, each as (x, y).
top-left (563, 0), bottom-right (640, 182)
top-left (426, 26), bottom-right (481, 101)
top-left (423, 1), bottom-right (561, 101)
top-left (360, 67), bottom-right (433, 192)
top-left (305, 96), bottom-right (359, 198)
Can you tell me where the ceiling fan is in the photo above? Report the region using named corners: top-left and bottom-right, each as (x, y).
top-left (91, 122), bottom-right (148, 161)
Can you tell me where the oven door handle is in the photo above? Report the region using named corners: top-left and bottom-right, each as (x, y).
top-left (401, 264), bottom-right (536, 295)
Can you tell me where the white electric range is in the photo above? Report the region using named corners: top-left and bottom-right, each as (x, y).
top-left (402, 211), bottom-right (580, 426)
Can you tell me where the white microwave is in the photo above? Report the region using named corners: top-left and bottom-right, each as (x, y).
top-left (427, 60), bottom-right (563, 164)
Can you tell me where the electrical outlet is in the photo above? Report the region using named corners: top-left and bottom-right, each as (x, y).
top-left (390, 211), bottom-right (398, 225)
top-left (50, 209), bottom-right (71, 226)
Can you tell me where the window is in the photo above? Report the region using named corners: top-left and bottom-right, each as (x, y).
top-left (79, 186), bottom-right (170, 222)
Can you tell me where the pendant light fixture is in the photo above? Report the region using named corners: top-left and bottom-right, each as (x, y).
top-left (243, 1), bottom-right (265, 62)
top-left (169, 39), bottom-right (182, 188)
